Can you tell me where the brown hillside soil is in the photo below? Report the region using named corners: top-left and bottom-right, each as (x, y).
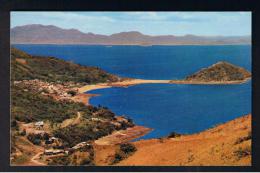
top-left (11, 136), bottom-right (45, 166)
top-left (114, 114), bottom-right (251, 166)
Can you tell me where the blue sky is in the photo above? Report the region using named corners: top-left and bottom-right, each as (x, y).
top-left (11, 12), bottom-right (251, 36)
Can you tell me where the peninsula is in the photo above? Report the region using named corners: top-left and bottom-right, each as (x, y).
top-left (78, 61), bottom-right (251, 104)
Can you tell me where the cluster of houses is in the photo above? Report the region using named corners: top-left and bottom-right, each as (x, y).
top-left (14, 79), bottom-right (80, 101)
top-left (44, 141), bottom-right (91, 156)
top-left (33, 121), bottom-right (92, 156)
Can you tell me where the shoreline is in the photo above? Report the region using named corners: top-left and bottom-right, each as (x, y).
top-left (74, 77), bottom-right (251, 144)
top-left (77, 78), bottom-right (251, 105)
top-left (94, 126), bottom-right (152, 145)
top-left (79, 78), bottom-right (251, 93)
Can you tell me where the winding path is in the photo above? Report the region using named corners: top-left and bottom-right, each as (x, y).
top-left (30, 152), bottom-right (45, 166)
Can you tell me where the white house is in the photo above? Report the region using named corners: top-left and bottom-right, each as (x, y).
top-left (35, 121), bottom-right (44, 129)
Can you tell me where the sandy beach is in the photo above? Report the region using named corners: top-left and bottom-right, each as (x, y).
top-left (78, 79), bottom-right (171, 93)
top-left (77, 79), bottom-right (171, 105)
top-left (76, 78), bottom-right (251, 105)
top-left (79, 78), bottom-right (251, 93)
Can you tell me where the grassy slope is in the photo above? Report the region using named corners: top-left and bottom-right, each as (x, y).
top-left (11, 47), bottom-right (120, 83)
top-left (10, 48), bottom-right (123, 123)
top-left (114, 114), bottom-right (251, 166)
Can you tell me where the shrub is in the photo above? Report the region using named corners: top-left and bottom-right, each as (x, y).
top-left (20, 129), bottom-right (26, 136)
top-left (234, 132), bottom-right (252, 145)
top-left (111, 143), bottom-right (137, 164)
top-left (80, 157), bottom-right (94, 166)
top-left (120, 143), bottom-right (137, 154)
top-left (167, 131), bottom-right (182, 138)
top-left (12, 154), bottom-right (29, 164)
top-left (112, 153), bottom-right (123, 164)
top-left (27, 133), bottom-right (49, 145)
top-left (48, 156), bottom-right (70, 166)
top-left (67, 90), bottom-right (77, 96)
top-left (234, 146), bottom-right (251, 159)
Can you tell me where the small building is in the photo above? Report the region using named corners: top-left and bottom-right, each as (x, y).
top-left (44, 149), bottom-right (64, 155)
top-left (91, 118), bottom-right (101, 121)
top-left (49, 137), bottom-right (58, 142)
top-left (35, 121), bottom-right (44, 129)
top-left (72, 141), bottom-right (90, 150)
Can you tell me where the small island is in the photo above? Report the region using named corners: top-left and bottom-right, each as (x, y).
top-left (184, 61), bottom-right (251, 83)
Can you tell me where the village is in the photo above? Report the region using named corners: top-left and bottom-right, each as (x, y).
top-left (29, 121), bottom-right (92, 155)
top-left (14, 79), bottom-right (83, 102)
top-left (11, 77), bottom-right (142, 165)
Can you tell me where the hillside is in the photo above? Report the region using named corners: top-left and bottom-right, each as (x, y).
top-left (113, 114), bottom-right (251, 166)
top-left (11, 47), bottom-right (120, 84)
top-left (185, 61), bottom-right (251, 82)
top-left (10, 48), bottom-right (135, 166)
top-left (11, 24), bottom-right (251, 45)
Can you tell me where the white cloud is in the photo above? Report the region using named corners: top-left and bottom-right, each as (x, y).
top-left (11, 12), bottom-right (251, 36)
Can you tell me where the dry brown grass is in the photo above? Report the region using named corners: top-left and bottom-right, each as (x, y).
top-left (103, 114), bottom-right (252, 166)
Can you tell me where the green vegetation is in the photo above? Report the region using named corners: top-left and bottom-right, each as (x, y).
top-left (12, 154), bottom-right (30, 165)
top-left (48, 145), bottom-right (95, 166)
top-left (11, 84), bottom-right (92, 123)
top-left (11, 47), bottom-right (120, 83)
top-left (53, 121), bottom-right (117, 147)
top-left (185, 61), bottom-right (251, 82)
top-left (27, 133), bottom-right (50, 145)
top-left (112, 143), bottom-right (137, 164)
top-left (67, 90), bottom-right (77, 96)
top-left (10, 48), bottom-right (136, 166)
top-left (48, 156), bottom-right (71, 166)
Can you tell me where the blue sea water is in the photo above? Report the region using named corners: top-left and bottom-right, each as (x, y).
top-left (13, 44), bottom-right (251, 139)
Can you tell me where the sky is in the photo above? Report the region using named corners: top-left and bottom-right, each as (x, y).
top-left (11, 12), bottom-right (251, 36)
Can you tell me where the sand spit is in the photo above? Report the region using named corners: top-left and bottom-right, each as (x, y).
top-left (78, 79), bottom-right (171, 93)
top-left (79, 78), bottom-right (251, 94)
top-left (77, 78), bottom-right (251, 105)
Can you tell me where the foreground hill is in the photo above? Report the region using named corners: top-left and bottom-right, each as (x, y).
top-left (11, 47), bottom-right (120, 83)
top-left (185, 61), bottom-right (251, 82)
top-left (11, 24), bottom-right (251, 45)
top-left (11, 48), bottom-right (135, 165)
top-left (114, 114), bottom-right (251, 166)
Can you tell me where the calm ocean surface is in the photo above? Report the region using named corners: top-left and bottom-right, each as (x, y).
top-left (14, 44), bottom-right (252, 139)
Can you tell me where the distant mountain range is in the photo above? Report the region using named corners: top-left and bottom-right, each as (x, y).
top-left (11, 24), bottom-right (251, 45)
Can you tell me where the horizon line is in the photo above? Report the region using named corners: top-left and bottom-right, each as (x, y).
top-left (11, 24), bottom-right (252, 38)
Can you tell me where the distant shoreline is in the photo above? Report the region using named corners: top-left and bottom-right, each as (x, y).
top-left (11, 43), bottom-right (252, 46)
